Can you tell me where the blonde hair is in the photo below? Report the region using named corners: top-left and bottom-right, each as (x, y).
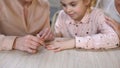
top-left (90, 0), bottom-right (97, 7)
top-left (88, 0), bottom-right (97, 13)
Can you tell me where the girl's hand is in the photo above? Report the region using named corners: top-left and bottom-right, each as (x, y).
top-left (46, 39), bottom-right (75, 52)
top-left (13, 35), bottom-right (44, 53)
top-left (37, 28), bottom-right (54, 41)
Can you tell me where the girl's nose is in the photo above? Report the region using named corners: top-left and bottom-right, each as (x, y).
top-left (66, 7), bottom-right (72, 13)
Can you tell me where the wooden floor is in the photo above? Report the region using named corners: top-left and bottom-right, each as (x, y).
top-left (0, 39), bottom-right (120, 68)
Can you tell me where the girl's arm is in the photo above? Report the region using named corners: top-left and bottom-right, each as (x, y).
top-left (75, 9), bottom-right (119, 49)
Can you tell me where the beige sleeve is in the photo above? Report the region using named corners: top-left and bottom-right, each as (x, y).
top-left (0, 35), bottom-right (17, 50)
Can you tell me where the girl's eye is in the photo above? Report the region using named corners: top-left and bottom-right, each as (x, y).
top-left (61, 4), bottom-right (66, 7)
top-left (70, 3), bottom-right (76, 7)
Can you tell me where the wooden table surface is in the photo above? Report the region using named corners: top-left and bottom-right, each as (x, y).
top-left (0, 38), bottom-right (120, 68)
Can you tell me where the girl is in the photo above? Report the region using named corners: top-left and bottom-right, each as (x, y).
top-left (47, 0), bottom-right (119, 52)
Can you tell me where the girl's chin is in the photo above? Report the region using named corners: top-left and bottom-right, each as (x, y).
top-left (70, 17), bottom-right (79, 20)
top-left (70, 16), bottom-right (76, 19)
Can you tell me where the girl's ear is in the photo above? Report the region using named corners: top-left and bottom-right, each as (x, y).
top-left (83, 0), bottom-right (91, 7)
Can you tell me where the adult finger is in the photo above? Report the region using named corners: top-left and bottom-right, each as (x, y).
top-left (27, 35), bottom-right (44, 45)
top-left (105, 16), bottom-right (117, 28)
top-left (30, 39), bottom-right (40, 46)
top-left (44, 29), bottom-right (52, 40)
top-left (26, 48), bottom-right (37, 53)
top-left (40, 28), bottom-right (49, 39)
top-left (38, 29), bottom-right (45, 37)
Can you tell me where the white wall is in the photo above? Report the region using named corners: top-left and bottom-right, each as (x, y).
top-left (48, 0), bottom-right (61, 20)
top-left (49, 0), bottom-right (60, 8)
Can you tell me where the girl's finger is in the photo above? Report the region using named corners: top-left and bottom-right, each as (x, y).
top-left (53, 48), bottom-right (62, 52)
top-left (46, 45), bottom-right (59, 50)
top-left (46, 45), bottom-right (54, 50)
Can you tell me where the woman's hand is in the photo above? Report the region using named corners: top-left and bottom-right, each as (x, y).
top-left (13, 35), bottom-right (44, 53)
top-left (105, 16), bottom-right (120, 38)
top-left (37, 28), bottom-right (55, 41)
top-left (46, 39), bottom-right (75, 52)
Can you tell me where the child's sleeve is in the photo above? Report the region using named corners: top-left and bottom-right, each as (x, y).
top-left (75, 9), bottom-right (119, 49)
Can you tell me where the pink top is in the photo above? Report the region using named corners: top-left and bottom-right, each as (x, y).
top-left (54, 8), bottom-right (119, 49)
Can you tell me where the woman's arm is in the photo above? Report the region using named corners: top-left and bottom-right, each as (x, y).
top-left (105, 16), bottom-right (120, 39)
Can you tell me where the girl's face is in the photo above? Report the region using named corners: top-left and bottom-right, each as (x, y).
top-left (24, 0), bottom-right (32, 2)
top-left (19, 0), bottom-right (33, 3)
top-left (60, 0), bottom-right (89, 22)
